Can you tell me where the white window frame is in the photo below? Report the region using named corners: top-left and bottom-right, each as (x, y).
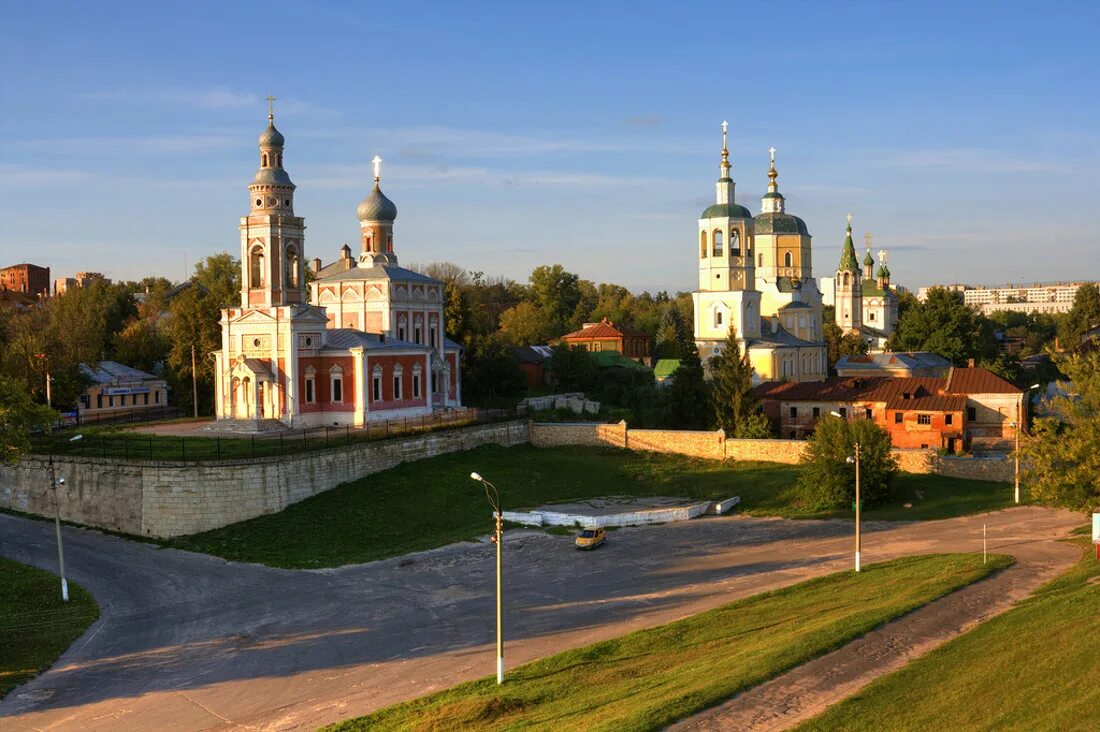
top-left (330, 365), bottom-right (344, 404)
top-left (304, 366), bottom-right (316, 404)
top-left (393, 364), bottom-right (404, 401)
top-left (372, 364), bottom-right (383, 402)
top-left (413, 364), bottom-right (422, 399)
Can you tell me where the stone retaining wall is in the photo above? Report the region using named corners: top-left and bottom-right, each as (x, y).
top-left (0, 420), bottom-right (529, 538)
top-left (529, 422), bottom-right (1012, 482)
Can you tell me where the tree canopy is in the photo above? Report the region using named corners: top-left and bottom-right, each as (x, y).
top-left (798, 417), bottom-right (898, 510)
top-left (887, 287), bottom-right (997, 364)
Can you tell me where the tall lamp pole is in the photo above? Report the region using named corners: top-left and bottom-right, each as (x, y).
top-left (831, 411), bottom-right (861, 573)
top-left (48, 434), bottom-right (83, 602)
top-left (470, 471), bottom-right (504, 684)
top-left (1012, 384), bottom-right (1041, 505)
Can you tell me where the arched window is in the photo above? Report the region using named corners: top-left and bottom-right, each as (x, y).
top-left (413, 317), bottom-right (423, 345)
top-left (371, 364), bottom-right (383, 402)
top-left (250, 245), bottom-right (265, 288)
top-left (758, 253), bottom-right (764, 267)
top-left (262, 153), bottom-right (269, 167)
top-left (397, 316), bottom-right (408, 342)
top-left (784, 251), bottom-right (793, 267)
top-left (276, 153), bottom-right (282, 167)
top-left (285, 245), bottom-right (300, 288)
top-left (731, 230), bottom-right (741, 256)
top-left (303, 366), bottom-right (316, 404)
top-left (715, 309), bottom-right (724, 327)
top-left (412, 363), bottom-right (423, 399)
top-left (843, 272), bottom-right (850, 285)
top-left (393, 364), bottom-right (404, 400)
top-left (712, 230), bottom-right (723, 257)
top-left (700, 231), bottom-right (708, 258)
top-left (330, 365), bottom-right (344, 403)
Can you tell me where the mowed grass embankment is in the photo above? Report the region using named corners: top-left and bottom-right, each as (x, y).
top-left (797, 541), bottom-right (1100, 732)
top-left (169, 444), bottom-right (1022, 568)
top-left (0, 557), bottom-right (99, 698)
top-left (329, 553), bottom-right (1012, 731)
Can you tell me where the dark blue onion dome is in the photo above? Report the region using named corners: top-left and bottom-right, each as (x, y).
top-left (357, 182), bottom-right (397, 222)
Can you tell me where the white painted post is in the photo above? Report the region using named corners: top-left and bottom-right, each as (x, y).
top-left (983, 524), bottom-right (987, 565)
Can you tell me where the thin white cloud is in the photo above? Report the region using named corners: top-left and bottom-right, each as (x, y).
top-left (0, 163), bottom-right (91, 185)
top-left (872, 148), bottom-right (1075, 175)
top-left (296, 161), bottom-right (662, 190)
top-left (14, 135), bottom-right (237, 154)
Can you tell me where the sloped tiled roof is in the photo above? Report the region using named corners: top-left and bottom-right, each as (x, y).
top-left (322, 329), bottom-right (431, 353)
top-left (753, 375), bottom-right (965, 412)
top-left (79, 361), bottom-right (160, 385)
top-left (561, 318), bottom-right (648, 340)
top-left (943, 366), bottom-right (1022, 394)
top-left (836, 352), bottom-right (951, 372)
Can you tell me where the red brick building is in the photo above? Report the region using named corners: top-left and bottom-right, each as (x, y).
top-left (559, 318), bottom-right (652, 363)
top-left (1, 263), bottom-right (50, 297)
top-left (755, 366), bottom-right (1022, 452)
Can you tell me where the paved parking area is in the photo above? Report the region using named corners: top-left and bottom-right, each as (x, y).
top-left (0, 507), bottom-right (1081, 731)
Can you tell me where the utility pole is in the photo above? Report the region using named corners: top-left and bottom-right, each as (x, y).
top-left (854, 442), bottom-right (861, 573)
top-left (48, 456), bottom-right (69, 602)
top-left (471, 471), bottom-right (505, 684)
top-left (191, 344), bottom-right (199, 418)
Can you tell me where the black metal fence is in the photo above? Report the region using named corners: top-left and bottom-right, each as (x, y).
top-left (34, 405), bottom-right (528, 462)
top-left (53, 406), bottom-right (186, 429)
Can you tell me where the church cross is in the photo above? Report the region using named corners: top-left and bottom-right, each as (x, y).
top-left (267, 95), bottom-right (276, 120)
top-left (864, 232), bottom-right (873, 250)
top-left (769, 146), bottom-right (776, 163)
top-left (372, 155), bottom-right (382, 181)
top-left (878, 249), bottom-right (888, 265)
top-left (846, 213), bottom-right (852, 225)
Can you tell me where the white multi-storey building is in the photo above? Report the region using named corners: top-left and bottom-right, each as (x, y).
top-left (917, 282), bottom-right (1100, 315)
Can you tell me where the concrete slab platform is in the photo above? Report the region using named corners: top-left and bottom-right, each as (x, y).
top-left (503, 495), bottom-right (740, 527)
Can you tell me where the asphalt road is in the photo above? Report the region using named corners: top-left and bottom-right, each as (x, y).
top-left (0, 506), bottom-right (1081, 731)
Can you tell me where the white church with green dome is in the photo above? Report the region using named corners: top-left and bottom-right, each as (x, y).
top-left (833, 216), bottom-right (899, 349)
top-left (692, 124), bottom-right (827, 383)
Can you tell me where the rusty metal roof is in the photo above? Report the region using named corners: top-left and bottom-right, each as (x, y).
top-left (561, 317), bottom-right (648, 340)
top-left (943, 366), bottom-right (1022, 394)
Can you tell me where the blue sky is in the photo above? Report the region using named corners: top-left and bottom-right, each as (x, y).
top-left (2, 1), bottom-right (1098, 293)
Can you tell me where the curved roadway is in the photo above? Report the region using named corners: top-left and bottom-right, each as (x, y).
top-left (0, 506), bottom-right (1081, 731)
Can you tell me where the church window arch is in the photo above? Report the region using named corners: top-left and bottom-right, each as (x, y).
top-left (262, 153), bottom-right (269, 167)
top-left (393, 364), bottom-right (404, 400)
top-left (285, 245), bottom-right (300, 288)
top-left (712, 230), bottom-right (723, 257)
top-left (303, 366), bottom-right (316, 404)
top-left (843, 272), bottom-right (850, 285)
top-left (249, 245), bottom-right (265, 288)
top-left (731, 230), bottom-right (741, 256)
top-left (784, 251), bottom-right (793, 267)
top-left (276, 153), bottom-right (282, 167)
top-left (371, 364), bottom-right (383, 402)
top-left (414, 316), bottom-right (423, 345)
top-left (330, 365), bottom-right (344, 403)
top-left (412, 363), bottom-right (423, 399)
top-left (700, 231), bottom-right (708, 258)
top-left (397, 315), bottom-right (408, 342)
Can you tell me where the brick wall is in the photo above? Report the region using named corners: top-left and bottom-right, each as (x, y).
top-left (0, 420), bottom-right (529, 538)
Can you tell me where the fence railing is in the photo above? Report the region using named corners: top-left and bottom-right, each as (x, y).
top-left (53, 406), bottom-right (187, 429)
top-left (33, 405), bottom-right (528, 462)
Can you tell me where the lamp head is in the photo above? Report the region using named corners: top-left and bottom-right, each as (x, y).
top-left (58, 477), bottom-right (65, 485)
top-left (470, 472), bottom-right (483, 482)
top-left (1029, 383), bottom-right (1041, 390)
top-left (846, 456), bottom-right (855, 464)
top-left (70, 434), bottom-right (83, 442)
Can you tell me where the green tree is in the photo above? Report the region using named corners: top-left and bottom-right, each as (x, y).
top-left (1058, 284), bottom-right (1100, 348)
top-left (823, 308), bottom-right (869, 375)
top-left (0, 375), bottom-right (56, 463)
top-left (797, 417), bottom-right (899, 509)
top-left (665, 340), bottom-right (710, 429)
top-left (549, 344), bottom-right (600, 393)
top-left (443, 281), bottom-right (470, 342)
top-left (460, 334), bottom-right (526, 406)
top-left (528, 264), bottom-right (581, 334)
top-left (498, 301), bottom-right (554, 346)
top-left (166, 254), bottom-right (240, 415)
top-left (112, 318), bottom-right (170, 375)
top-left (709, 325), bottom-right (765, 437)
top-left (886, 287), bottom-right (997, 364)
top-left (654, 307), bottom-right (687, 360)
top-left (1021, 350), bottom-right (1100, 512)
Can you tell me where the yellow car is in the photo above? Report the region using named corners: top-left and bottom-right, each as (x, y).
top-left (575, 527), bottom-right (607, 550)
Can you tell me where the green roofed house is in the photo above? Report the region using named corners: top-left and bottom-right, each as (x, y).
top-left (653, 358), bottom-right (683, 386)
top-left (589, 349), bottom-right (652, 371)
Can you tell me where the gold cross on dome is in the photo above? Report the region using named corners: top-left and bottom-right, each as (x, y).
top-left (372, 155), bottom-right (382, 181)
top-left (864, 232), bottom-right (874, 249)
top-left (878, 249), bottom-right (888, 265)
top-left (267, 95), bottom-right (276, 119)
top-left (846, 213), bottom-right (852, 224)
top-left (769, 146), bottom-right (776, 163)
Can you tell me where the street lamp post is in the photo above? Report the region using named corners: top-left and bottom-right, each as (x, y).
top-left (48, 434), bottom-right (83, 602)
top-left (831, 411), bottom-right (861, 572)
top-left (1011, 384), bottom-right (1041, 505)
top-left (470, 471), bottom-right (504, 684)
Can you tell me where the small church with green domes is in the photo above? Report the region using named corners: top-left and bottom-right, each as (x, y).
top-left (833, 216), bottom-right (899, 349)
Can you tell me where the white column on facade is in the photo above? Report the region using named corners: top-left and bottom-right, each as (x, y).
top-left (351, 346), bottom-right (366, 426)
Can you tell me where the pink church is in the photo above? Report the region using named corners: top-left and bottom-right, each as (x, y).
top-left (212, 110), bottom-right (462, 428)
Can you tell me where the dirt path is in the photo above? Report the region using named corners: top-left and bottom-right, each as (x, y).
top-left (669, 528), bottom-right (1081, 731)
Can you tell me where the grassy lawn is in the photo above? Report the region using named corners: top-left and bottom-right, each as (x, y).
top-left (329, 553), bottom-right (1011, 732)
top-left (169, 445), bottom-right (1021, 569)
top-left (0, 558), bottom-right (99, 699)
top-left (797, 541), bottom-right (1100, 732)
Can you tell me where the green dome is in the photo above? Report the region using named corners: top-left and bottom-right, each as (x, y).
top-left (864, 250), bottom-right (875, 266)
top-left (700, 202), bottom-right (753, 220)
top-left (754, 212), bottom-right (810, 236)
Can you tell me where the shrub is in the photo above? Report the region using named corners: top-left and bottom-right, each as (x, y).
top-left (797, 417), bottom-right (898, 509)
